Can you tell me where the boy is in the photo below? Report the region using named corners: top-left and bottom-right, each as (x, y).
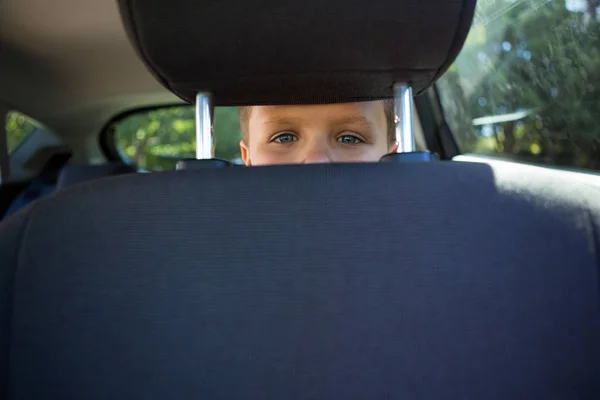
top-left (239, 100), bottom-right (398, 165)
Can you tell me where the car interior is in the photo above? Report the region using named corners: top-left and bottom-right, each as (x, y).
top-left (1, 0), bottom-right (600, 398)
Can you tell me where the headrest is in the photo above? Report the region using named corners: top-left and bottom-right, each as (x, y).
top-left (56, 163), bottom-right (136, 190)
top-left (118, 0), bottom-right (476, 106)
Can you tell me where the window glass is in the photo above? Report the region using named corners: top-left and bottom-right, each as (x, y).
top-left (5, 111), bottom-right (37, 154)
top-left (437, 0), bottom-right (600, 171)
top-left (110, 106), bottom-right (242, 171)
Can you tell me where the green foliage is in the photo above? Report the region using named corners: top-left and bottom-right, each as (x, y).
top-left (5, 111), bottom-right (36, 153)
top-left (214, 107), bottom-right (244, 162)
top-left (113, 106), bottom-right (242, 171)
top-left (437, 0), bottom-right (600, 170)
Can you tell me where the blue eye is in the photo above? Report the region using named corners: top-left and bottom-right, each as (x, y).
top-left (337, 135), bottom-right (363, 145)
top-left (273, 133), bottom-right (297, 144)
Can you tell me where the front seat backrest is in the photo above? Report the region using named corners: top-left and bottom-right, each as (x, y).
top-left (1, 163), bottom-right (600, 399)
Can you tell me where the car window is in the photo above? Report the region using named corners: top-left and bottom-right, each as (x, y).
top-left (109, 106), bottom-right (242, 171)
top-left (437, 0), bottom-right (600, 171)
top-left (5, 111), bottom-right (37, 154)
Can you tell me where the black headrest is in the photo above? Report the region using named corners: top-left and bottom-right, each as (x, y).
top-left (118, 0), bottom-right (476, 106)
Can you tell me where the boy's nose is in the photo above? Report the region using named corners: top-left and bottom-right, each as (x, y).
top-left (303, 147), bottom-right (333, 164)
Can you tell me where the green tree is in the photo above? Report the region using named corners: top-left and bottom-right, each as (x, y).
top-left (5, 111), bottom-right (36, 153)
top-left (114, 106), bottom-right (242, 171)
top-left (438, 0), bottom-right (600, 170)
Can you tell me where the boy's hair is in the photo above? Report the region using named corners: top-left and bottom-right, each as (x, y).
top-left (239, 99), bottom-right (396, 146)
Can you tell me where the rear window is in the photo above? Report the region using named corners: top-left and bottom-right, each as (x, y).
top-left (5, 111), bottom-right (37, 154)
top-left (109, 106), bottom-right (242, 171)
top-left (437, 0), bottom-right (600, 171)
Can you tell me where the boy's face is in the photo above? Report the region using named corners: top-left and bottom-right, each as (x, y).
top-left (239, 101), bottom-right (397, 165)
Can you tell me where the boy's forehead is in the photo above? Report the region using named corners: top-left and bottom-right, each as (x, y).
top-left (250, 101), bottom-right (387, 122)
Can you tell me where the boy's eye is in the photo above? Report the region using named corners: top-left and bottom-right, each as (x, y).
top-left (272, 133), bottom-right (298, 144)
top-left (337, 134), bottom-right (364, 145)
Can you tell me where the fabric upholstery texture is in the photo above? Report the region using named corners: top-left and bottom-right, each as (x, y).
top-left (1, 161), bottom-right (599, 398)
top-left (56, 163), bottom-right (137, 190)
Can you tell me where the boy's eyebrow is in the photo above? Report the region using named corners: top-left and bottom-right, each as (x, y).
top-left (330, 116), bottom-right (375, 129)
top-left (263, 116), bottom-right (305, 126)
top-left (264, 115), bottom-right (375, 130)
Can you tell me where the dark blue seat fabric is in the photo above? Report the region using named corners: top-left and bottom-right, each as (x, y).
top-left (0, 181), bottom-right (28, 219)
top-left (1, 162), bottom-right (599, 399)
top-left (2, 179), bottom-right (55, 218)
top-left (55, 163), bottom-right (136, 190)
top-left (2, 162), bottom-right (136, 220)
top-left (1, 152), bottom-right (72, 219)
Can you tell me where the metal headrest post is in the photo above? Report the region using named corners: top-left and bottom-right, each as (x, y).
top-left (395, 83), bottom-right (415, 153)
top-left (176, 92), bottom-right (231, 169)
top-left (380, 83), bottom-right (437, 163)
top-left (196, 92), bottom-right (214, 160)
